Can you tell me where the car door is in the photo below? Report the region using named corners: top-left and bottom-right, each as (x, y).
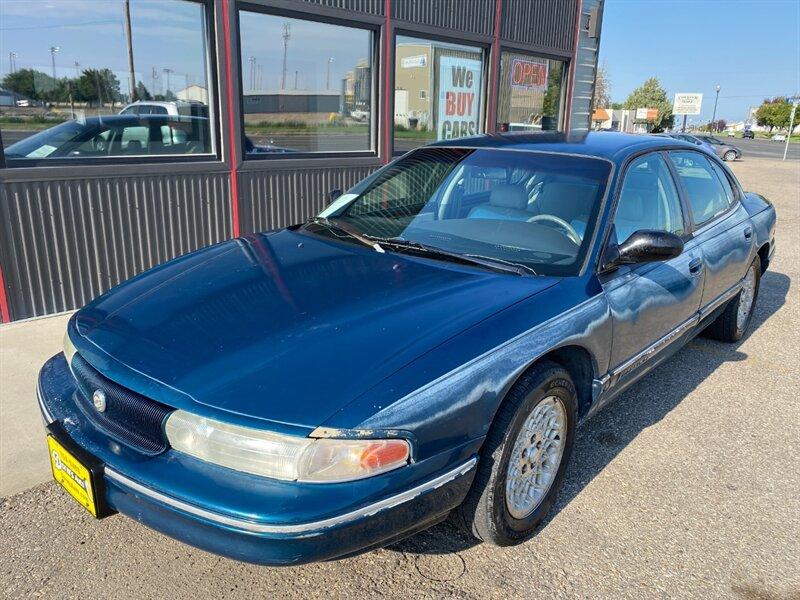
top-left (667, 151), bottom-right (753, 308)
top-left (600, 152), bottom-right (705, 381)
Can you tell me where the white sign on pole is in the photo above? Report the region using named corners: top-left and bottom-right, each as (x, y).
top-left (673, 93), bottom-right (703, 115)
top-left (436, 56), bottom-right (482, 140)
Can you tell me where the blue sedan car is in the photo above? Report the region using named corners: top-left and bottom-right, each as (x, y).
top-left (39, 132), bottom-right (776, 565)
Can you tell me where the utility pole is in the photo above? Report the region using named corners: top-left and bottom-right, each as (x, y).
top-left (248, 56), bottom-right (255, 90)
top-left (784, 96), bottom-right (798, 161)
top-left (294, 70), bottom-right (298, 90)
top-left (49, 46), bottom-right (60, 79)
top-left (681, 114), bottom-right (687, 132)
top-left (9, 52), bottom-right (17, 74)
top-left (326, 57), bottom-right (333, 90)
top-left (123, 0), bottom-right (138, 101)
top-left (710, 84), bottom-right (720, 133)
top-left (74, 61), bottom-right (80, 77)
top-left (280, 22), bottom-right (290, 90)
top-left (163, 68), bottom-right (173, 96)
top-left (151, 66), bottom-right (159, 95)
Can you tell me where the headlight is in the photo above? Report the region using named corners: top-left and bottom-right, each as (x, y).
top-left (164, 410), bottom-right (410, 483)
top-left (63, 331), bottom-right (77, 365)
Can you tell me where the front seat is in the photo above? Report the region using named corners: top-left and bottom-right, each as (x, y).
top-left (534, 180), bottom-right (599, 240)
top-left (468, 184), bottom-right (530, 221)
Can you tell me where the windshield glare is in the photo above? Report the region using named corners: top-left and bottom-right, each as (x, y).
top-left (320, 147), bottom-right (611, 276)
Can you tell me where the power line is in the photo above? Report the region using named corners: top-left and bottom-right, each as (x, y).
top-left (0, 20), bottom-right (120, 31)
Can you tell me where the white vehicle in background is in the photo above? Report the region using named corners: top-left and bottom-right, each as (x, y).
top-left (120, 100), bottom-right (208, 119)
top-left (771, 133), bottom-right (787, 142)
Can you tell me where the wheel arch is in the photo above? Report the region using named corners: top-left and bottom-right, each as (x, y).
top-left (757, 241), bottom-right (770, 273)
top-left (497, 344), bottom-right (598, 422)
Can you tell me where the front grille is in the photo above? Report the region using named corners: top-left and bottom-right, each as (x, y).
top-left (70, 353), bottom-right (172, 455)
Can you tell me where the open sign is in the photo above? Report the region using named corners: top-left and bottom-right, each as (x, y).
top-left (509, 58), bottom-right (549, 91)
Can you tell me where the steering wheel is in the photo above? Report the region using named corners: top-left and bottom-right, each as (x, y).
top-left (527, 214), bottom-right (582, 246)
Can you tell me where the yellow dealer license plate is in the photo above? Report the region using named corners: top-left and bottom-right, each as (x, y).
top-left (47, 434), bottom-right (100, 517)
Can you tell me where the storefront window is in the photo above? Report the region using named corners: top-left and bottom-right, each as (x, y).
top-left (394, 36), bottom-right (485, 154)
top-left (238, 10), bottom-right (374, 156)
top-left (497, 52), bottom-right (566, 132)
top-left (0, 0), bottom-right (214, 165)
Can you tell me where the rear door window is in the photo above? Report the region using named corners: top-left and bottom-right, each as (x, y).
top-left (668, 152), bottom-right (732, 226)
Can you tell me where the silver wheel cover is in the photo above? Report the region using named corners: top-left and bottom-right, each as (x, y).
top-left (505, 396), bottom-right (567, 519)
top-left (737, 265), bottom-right (757, 330)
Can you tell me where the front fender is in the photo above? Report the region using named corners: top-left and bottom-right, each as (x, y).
top-left (327, 279), bottom-right (612, 460)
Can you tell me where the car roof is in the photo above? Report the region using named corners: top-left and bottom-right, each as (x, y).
top-left (67, 114), bottom-right (207, 126)
top-left (426, 131), bottom-right (698, 162)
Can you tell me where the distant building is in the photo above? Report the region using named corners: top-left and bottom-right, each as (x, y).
top-left (242, 91), bottom-right (340, 115)
top-left (176, 84), bottom-right (209, 104)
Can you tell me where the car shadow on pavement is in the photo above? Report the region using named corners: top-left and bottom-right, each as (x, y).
top-left (389, 270), bottom-right (790, 557)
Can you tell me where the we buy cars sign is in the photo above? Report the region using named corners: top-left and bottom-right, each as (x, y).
top-left (437, 56), bottom-right (482, 140)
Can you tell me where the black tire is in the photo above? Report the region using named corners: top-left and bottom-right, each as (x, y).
top-left (705, 257), bottom-right (761, 342)
top-left (453, 361), bottom-right (577, 546)
top-left (723, 150), bottom-right (737, 162)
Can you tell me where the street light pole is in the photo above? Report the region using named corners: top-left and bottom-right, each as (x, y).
top-left (9, 52), bottom-right (17, 74)
top-left (710, 84), bottom-right (720, 133)
top-left (326, 57), bottom-right (333, 90)
top-left (784, 97), bottom-right (798, 161)
top-left (49, 46), bottom-right (60, 79)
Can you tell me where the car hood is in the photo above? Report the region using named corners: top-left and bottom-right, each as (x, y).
top-left (73, 229), bottom-right (559, 429)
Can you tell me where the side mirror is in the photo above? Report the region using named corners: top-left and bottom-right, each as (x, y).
top-left (328, 188), bottom-right (343, 202)
top-left (602, 230), bottom-right (684, 272)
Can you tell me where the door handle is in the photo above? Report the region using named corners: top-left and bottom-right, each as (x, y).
top-left (688, 258), bottom-right (703, 275)
top-left (744, 226), bottom-right (753, 239)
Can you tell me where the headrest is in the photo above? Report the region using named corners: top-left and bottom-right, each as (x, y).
top-left (490, 184), bottom-right (528, 210)
top-left (538, 180), bottom-right (598, 220)
top-left (616, 190), bottom-right (646, 221)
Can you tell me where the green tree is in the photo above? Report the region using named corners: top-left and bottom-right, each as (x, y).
top-left (1, 68), bottom-right (57, 101)
top-left (592, 61), bottom-right (611, 110)
top-left (755, 97), bottom-right (792, 132)
top-left (623, 77), bottom-right (674, 132)
top-left (135, 81), bottom-right (153, 101)
top-left (75, 69), bottom-right (121, 105)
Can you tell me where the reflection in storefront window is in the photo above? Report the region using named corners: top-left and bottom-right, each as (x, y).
top-left (394, 36), bottom-right (484, 154)
top-left (497, 52), bottom-right (565, 133)
top-left (238, 11), bottom-right (373, 156)
top-left (0, 0), bottom-right (213, 162)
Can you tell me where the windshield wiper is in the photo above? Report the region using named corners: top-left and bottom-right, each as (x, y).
top-left (378, 238), bottom-right (535, 276)
top-left (305, 217), bottom-right (385, 253)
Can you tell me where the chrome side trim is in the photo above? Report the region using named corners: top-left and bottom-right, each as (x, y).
top-left (104, 457), bottom-right (477, 536)
top-left (609, 313), bottom-right (701, 381)
top-left (37, 382), bottom-right (55, 425)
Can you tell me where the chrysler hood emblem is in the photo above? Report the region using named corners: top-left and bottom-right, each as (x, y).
top-left (92, 390), bottom-right (107, 412)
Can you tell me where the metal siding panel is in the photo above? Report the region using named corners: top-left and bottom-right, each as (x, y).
top-left (0, 173), bottom-right (232, 320)
top-left (392, 0), bottom-right (495, 36)
top-left (298, 0), bottom-right (384, 14)
top-left (238, 165), bottom-right (379, 233)
top-left (569, 0), bottom-right (602, 133)
top-left (501, 0), bottom-right (578, 53)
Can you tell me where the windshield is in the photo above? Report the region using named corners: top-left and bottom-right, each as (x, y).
top-left (4, 120), bottom-right (87, 158)
top-left (318, 147), bottom-right (611, 276)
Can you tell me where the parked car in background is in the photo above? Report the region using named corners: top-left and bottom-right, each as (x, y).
top-left (771, 134), bottom-right (787, 142)
top-left (742, 130), bottom-right (755, 139)
top-left (726, 130), bottom-right (736, 137)
top-left (3, 115), bottom-right (212, 164)
top-left (669, 133), bottom-right (741, 162)
top-left (38, 132), bottom-right (776, 566)
top-left (120, 100), bottom-right (209, 120)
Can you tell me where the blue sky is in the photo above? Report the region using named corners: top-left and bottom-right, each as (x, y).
top-left (598, 0), bottom-right (800, 124)
top-left (0, 0), bottom-right (210, 96)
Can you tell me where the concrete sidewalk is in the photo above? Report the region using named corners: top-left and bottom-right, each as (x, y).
top-left (0, 313), bottom-right (72, 496)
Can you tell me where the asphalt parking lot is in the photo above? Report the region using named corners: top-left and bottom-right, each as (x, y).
top-left (1, 157), bottom-right (798, 599)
